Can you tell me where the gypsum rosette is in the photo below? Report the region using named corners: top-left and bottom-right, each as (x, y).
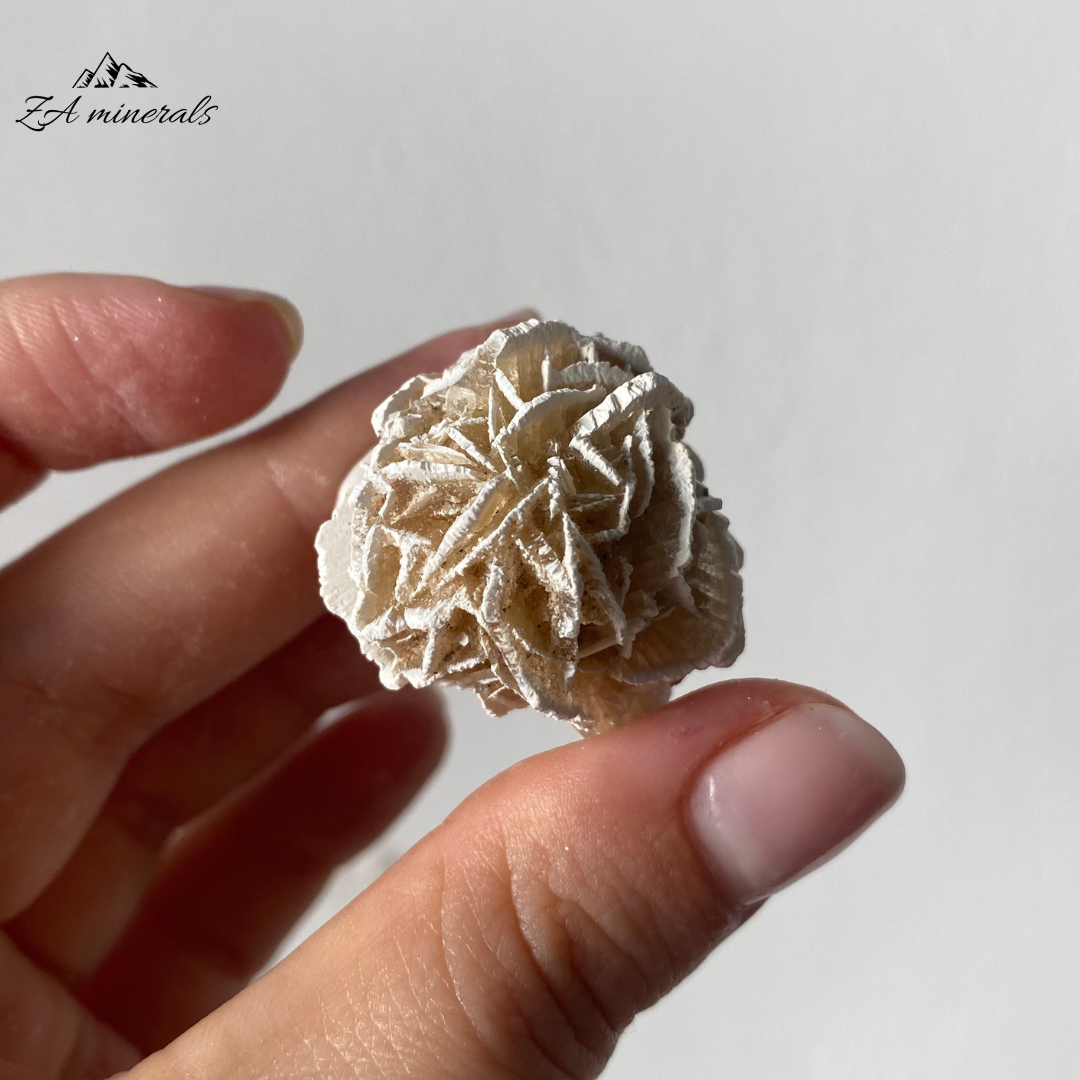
top-left (315, 319), bottom-right (744, 736)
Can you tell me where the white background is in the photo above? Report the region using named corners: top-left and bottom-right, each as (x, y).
top-left (2, 3), bottom-right (1079, 1076)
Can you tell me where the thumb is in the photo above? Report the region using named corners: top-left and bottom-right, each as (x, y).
top-left (125, 680), bottom-right (904, 1080)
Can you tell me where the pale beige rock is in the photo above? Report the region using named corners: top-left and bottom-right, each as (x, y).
top-left (315, 319), bottom-right (744, 735)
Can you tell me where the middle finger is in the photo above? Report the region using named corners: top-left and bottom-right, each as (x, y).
top-left (0, 313), bottom-right (532, 921)
top-left (5, 615), bottom-right (381, 984)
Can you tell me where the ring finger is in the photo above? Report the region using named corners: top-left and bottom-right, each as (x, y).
top-left (4, 616), bottom-right (382, 984)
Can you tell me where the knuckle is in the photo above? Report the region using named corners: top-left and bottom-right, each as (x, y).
top-left (0, 661), bottom-right (157, 768)
top-left (436, 815), bottom-right (692, 1080)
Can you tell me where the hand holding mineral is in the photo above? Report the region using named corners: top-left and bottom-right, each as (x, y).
top-left (0, 277), bottom-right (903, 1080)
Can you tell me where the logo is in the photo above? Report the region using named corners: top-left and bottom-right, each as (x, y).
top-left (73, 52), bottom-right (156, 89)
top-left (16, 51), bottom-right (218, 132)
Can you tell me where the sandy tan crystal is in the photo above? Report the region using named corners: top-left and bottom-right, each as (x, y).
top-left (315, 319), bottom-right (744, 735)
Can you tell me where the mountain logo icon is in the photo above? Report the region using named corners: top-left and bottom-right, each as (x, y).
top-left (73, 52), bottom-right (156, 89)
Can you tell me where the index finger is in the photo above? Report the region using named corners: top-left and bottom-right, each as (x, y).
top-left (0, 273), bottom-right (303, 504)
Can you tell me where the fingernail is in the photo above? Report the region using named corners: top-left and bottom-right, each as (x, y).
top-left (688, 702), bottom-right (905, 905)
top-left (190, 286), bottom-right (304, 357)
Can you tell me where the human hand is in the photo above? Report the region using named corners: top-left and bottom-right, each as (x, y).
top-left (0, 274), bottom-right (904, 1080)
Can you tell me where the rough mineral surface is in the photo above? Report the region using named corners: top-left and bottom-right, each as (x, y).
top-left (316, 319), bottom-right (744, 735)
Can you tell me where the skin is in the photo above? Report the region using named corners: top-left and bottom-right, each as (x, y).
top-left (0, 274), bottom-right (905, 1080)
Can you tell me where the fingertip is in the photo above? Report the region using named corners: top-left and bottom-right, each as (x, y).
top-left (0, 436), bottom-right (45, 509)
top-left (225, 687), bottom-right (448, 871)
top-left (188, 286), bottom-right (304, 359)
top-left (679, 694), bottom-right (905, 905)
top-left (491, 306), bottom-right (542, 326)
top-left (340, 686), bottom-right (449, 778)
top-left (0, 273), bottom-right (302, 468)
top-left (283, 687), bottom-right (448, 827)
top-left (391, 306), bottom-right (543, 373)
top-left (463, 677), bottom-right (905, 916)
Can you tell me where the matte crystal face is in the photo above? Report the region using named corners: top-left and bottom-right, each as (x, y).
top-left (316, 319), bottom-right (744, 735)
